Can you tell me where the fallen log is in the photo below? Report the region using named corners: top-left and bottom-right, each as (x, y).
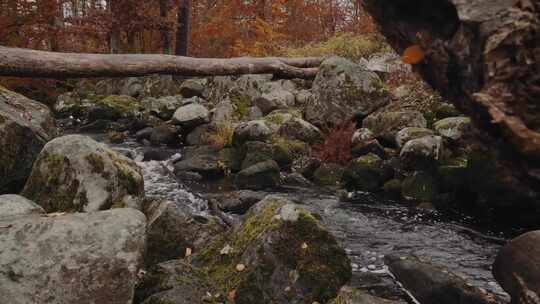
top-left (363, 0), bottom-right (540, 225)
top-left (0, 46), bottom-right (321, 79)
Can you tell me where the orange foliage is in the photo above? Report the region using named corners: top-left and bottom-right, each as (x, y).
top-left (312, 121), bottom-right (357, 165)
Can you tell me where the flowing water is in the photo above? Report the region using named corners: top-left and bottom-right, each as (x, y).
top-left (109, 138), bottom-right (510, 303)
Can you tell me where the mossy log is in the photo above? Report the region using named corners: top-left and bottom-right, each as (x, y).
top-left (363, 0), bottom-right (540, 218)
top-left (0, 46), bottom-right (321, 79)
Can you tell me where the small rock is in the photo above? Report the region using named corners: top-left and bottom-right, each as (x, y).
top-left (253, 90), bottom-right (295, 115)
top-left (363, 111), bottom-right (427, 145)
top-left (179, 79), bottom-right (205, 98)
top-left (172, 103), bottom-right (209, 129)
top-left (395, 127), bottom-right (435, 148)
top-left (234, 160), bottom-right (281, 190)
top-left (400, 135), bottom-right (444, 170)
top-left (232, 120), bottom-right (272, 147)
top-left (434, 117), bottom-right (472, 140)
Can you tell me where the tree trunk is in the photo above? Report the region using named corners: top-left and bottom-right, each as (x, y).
top-left (175, 0), bottom-right (190, 56)
top-left (363, 0), bottom-right (540, 223)
top-left (160, 0), bottom-right (172, 54)
top-left (0, 46), bottom-right (321, 79)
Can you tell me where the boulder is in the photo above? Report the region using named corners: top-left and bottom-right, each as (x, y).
top-left (0, 208), bottom-right (146, 304)
top-left (312, 163), bottom-right (345, 187)
top-left (22, 135), bottom-right (145, 213)
top-left (141, 95), bottom-right (183, 120)
top-left (232, 120), bottom-right (272, 147)
top-left (172, 103), bottom-right (209, 129)
top-left (395, 127), bottom-right (435, 148)
top-left (144, 200), bottom-right (225, 265)
top-left (278, 117), bottom-right (322, 144)
top-left (386, 256), bottom-right (498, 304)
top-left (0, 194), bottom-right (44, 218)
top-left (343, 153), bottom-right (390, 192)
top-left (253, 90), bottom-right (295, 115)
top-left (493, 231), bottom-right (540, 304)
top-left (193, 196), bottom-right (352, 304)
top-left (400, 135), bottom-right (444, 170)
top-left (363, 111), bottom-right (427, 145)
top-left (179, 78), bottom-right (206, 98)
top-left (234, 160), bottom-right (281, 190)
top-left (434, 117), bottom-right (472, 141)
top-left (0, 86), bottom-right (57, 193)
top-left (137, 260), bottom-right (224, 304)
top-left (307, 57), bottom-right (388, 127)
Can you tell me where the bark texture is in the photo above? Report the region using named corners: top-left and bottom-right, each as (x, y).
top-left (363, 0), bottom-right (540, 222)
top-left (0, 46), bottom-right (321, 79)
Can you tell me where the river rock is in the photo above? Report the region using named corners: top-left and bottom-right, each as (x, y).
top-left (141, 95), bottom-right (183, 120)
top-left (193, 196), bottom-right (352, 304)
top-left (0, 208), bottom-right (146, 304)
top-left (343, 153), bottom-right (390, 191)
top-left (312, 163), bottom-right (345, 187)
top-left (185, 123), bottom-right (215, 146)
top-left (179, 78), bottom-right (206, 98)
top-left (149, 124), bottom-right (179, 146)
top-left (400, 135), bottom-right (444, 170)
top-left (493, 231), bottom-right (540, 304)
top-left (0, 86), bottom-right (58, 193)
top-left (174, 145), bottom-right (225, 178)
top-left (307, 57), bottom-right (388, 127)
top-left (136, 259), bottom-right (224, 304)
top-left (87, 95), bottom-right (141, 121)
top-left (386, 256), bottom-right (498, 304)
top-left (172, 103), bottom-right (209, 129)
top-left (234, 160), bottom-right (281, 190)
top-left (232, 120), bottom-right (272, 147)
top-left (22, 135), bottom-right (145, 213)
top-left (329, 286), bottom-right (401, 304)
top-left (434, 117), bottom-right (472, 141)
top-left (253, 90), bottom-right (295, 115)
top-left (144, 200), bottom-right (225, 265)
top-left (206, 190), bottom-right (267, 215)
top-left (278, 117), bottom-right (322, 144)
top-left (363, 111), bottom-right (427, 145)
top-left (0, 194), bottom-right (44, 218)
top-left (395, 127), bottom-right (435, 148)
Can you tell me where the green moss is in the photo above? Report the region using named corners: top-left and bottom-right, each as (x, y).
top-left (111, 200), bottom-right (127, 208)
top-left (85, 153), bottom-right (105, 174)
top-left (231, 94), bottom-right (250, 120)
top-left (264, 113), bottom-right (286, 125)
top-left (97, 95), bottom-right (140, 118)
top-left (107, 151), bottom-right (143, 196)
top-left (313, 163), bottom-right (345, 187)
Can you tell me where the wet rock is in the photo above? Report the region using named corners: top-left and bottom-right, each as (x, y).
top-left (386, 255), bottom-right (498, 304)
top-left (400, 135), bottom-right (444, 170)
top-left (141, 95), bottom-right (183, 120)
top-left (343, 153), bottom-right (390, 192)
top-left (232, 120), bottom-right (272, 147)
top-left (0, 194), bottom-right (44, 218)
top-left (401, 171), bottom-right (438, 202)
top-left (278, 117), bottom-right (322, 144)
top-left (22, 135), bottom-right (145, 212)
top-left (174, 145), bottom-right (225, 178)
top-left (179, 78), bottom-right (206, 98)
top-left (149, 124), bottom-right (179, 146)
top-left (329, 286), bottom-right (401, 304)
top-left (0, 208), bottom-right (146, 304)
top-left (434, 117), bottom-right (472, 141)
top-left (307, 57), bottom-right (388, 127)
top-left (382, 179), bottom-right (403, 199)
top-left (193, 196), bottom-right (352, 304)
top-left (207, 190), bottom-right (267, 214)
top-left (234, 160), bottom-right (281, 190)
top-left (363, 111), bottom-right (427, 145)
top-left (172, 103), bottom-right (210, 129)
top-left (493, 231), bottom-right (540, 304)
top-left (282, 172), bottom-right (314, 188)
top-left (212, 99), bottom-right (234, 123)
top-left (142, 148), bottom-right (176, 161)
top-left (0, 86), bottom-right (58, 193)
top-left (312, 163), bottom-right (345, 187)
top-left (395, 127), bottom-right (435, 148)
top-left (144, 200), bottom-right (225, 265)
top-left (136, 259), bottom-right (224, 304)
top-left (253, 90), bottom-right (295, 115)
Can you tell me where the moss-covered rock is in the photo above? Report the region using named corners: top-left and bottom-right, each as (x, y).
top-left (399, 135), bottom-right (444, 170)
top-left (342, 153), bottom-right (390, 192)
top-left (363, 110), bottom-right (427, 145)
top-left (22, 135), bottom-right (144, 213)
top-left (312, 163), bottom-right (345, 187)
top-left (241, 141), bottom-right (275, 169)
top-left (433, 117), bottom-right (472, 140)
top-left (193, 196), bottom-right (352, 304)
top-left (234, 160), bottom-right (281, 190)
top-left (0, 86), bottom-right (57, 194)
top-left (395, 127), bottom-right (435, 148)
top-left (89, 95), bottom-right (141, 121)
top-left (232, 120), bottom-right (272, 147)
top-left (401, 171), bottom-right (438, 202)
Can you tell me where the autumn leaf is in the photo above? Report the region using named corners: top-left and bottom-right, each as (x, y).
top-left (228, 289), bottom-right (237, 302)
top-left (185, 247), bottom-right (192, 257)
top-left (235, 264), bottom-right (246, 272)
top-left (401, 45), bottom-right (425, 64)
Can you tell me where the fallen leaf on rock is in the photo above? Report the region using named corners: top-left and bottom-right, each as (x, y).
top-left (185, 247), bottom-right (192, 257)
top-left (236, 263), bottom-right (246, 272)
top-left (401, 45), bottom-right (425, 64)
top-left (228, 289), bottom-right (236, 301)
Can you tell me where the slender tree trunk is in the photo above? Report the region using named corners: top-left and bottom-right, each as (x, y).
top-left (0, 46), bottom-right (322, 79)
top-left (175, 0), bottom-right (190, 56)
top-left (159, 0), bottom-right (172, 54)
top-left (107, 0), bottom-right (120, 54)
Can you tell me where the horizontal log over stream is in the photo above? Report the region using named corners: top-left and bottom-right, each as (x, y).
top-left (0, 46), bottom-right (322, 79)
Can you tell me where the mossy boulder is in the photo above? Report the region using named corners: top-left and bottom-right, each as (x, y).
top-left (0, 86), bottom-right (57, 194)
top-left (193, 196), bottom-right (352, 304)
top-left (433, 117), bottom-right (472, 141)
top-left (401, 171), bottom-right (438, 202)
top-left (22, 135), bottom-right (145, 213)
top-left (241, 141), bottom-right (275, 169)
top-left (88, 95), bottom-right (141, 121)
top-left (307, 56), bottom-right (389, 127)
top-left (234, 160), bottom-right (281, 190)
top-left (395, 127), bottom-right (435, 148)
top-left (363, 111), bottom-right (427, 145)
top-left (312, 163), bottom-right (345, 187)
top-left (141, 95), bottom-right (184, 120)
top-left (232, 120), bottom-right (272, 147)
top-left (343, 153), bottom-right (390, 192)
top-left (136, 259), bottom-right (225, 304)
top-left (278, 117), bottom-right (322, 144)
top-left (179, 78), bottom-right (206, 98)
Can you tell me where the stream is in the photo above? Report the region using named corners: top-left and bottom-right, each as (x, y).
top-left (106, 136), bottom-right (510, 303)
